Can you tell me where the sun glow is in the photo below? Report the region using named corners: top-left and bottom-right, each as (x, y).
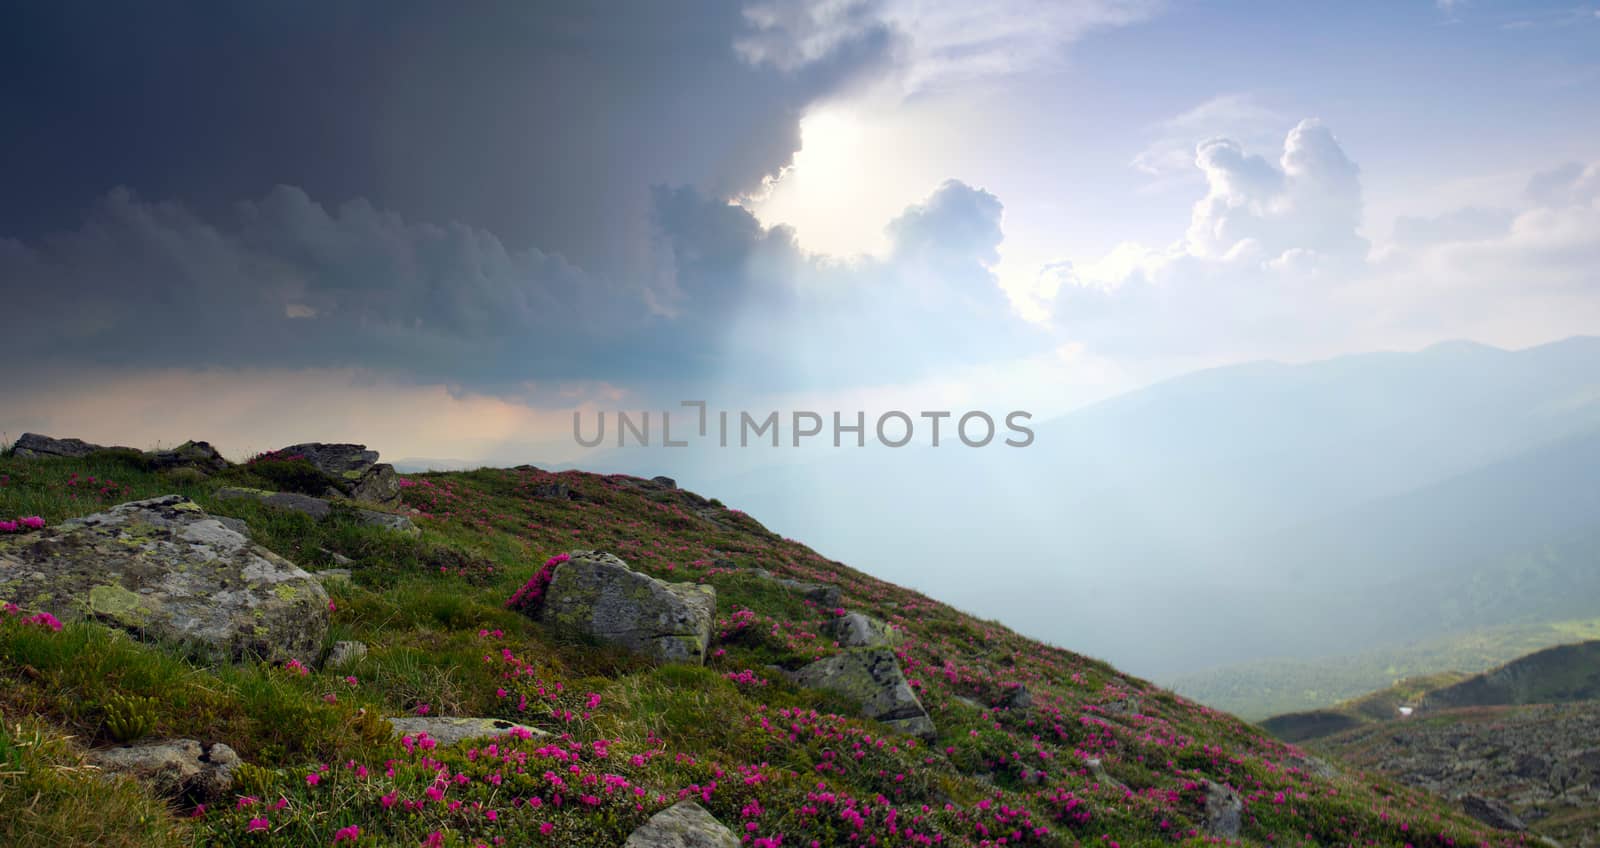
top-left (745, 105), bottom-right (923, 258)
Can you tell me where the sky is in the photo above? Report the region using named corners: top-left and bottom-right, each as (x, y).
top-left (2, 0), bottom-right (1598, 462)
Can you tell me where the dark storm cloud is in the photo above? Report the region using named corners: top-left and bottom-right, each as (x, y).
top-left (1, 0), bottom-right (889, 277)
top-left (1, 1), bottom-right (1042, 392)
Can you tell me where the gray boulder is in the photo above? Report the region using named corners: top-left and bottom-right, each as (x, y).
top-left (1203, 780), bottom-right (1243, 838)
top-left (385, 716), bottom-right (548, 746)
top-left (623, 800), bottom-right (738, 848)
top-left (86, 739), bottom-right (241, 804)
top-left (534, 551), bottom-right (716, 664)
top-left (790, 647), bottom-right (935, 739)
top-left (274, 442), bottom-right (402, 507)
top-left (650, 475), bottom-right (678, 489)
top-left (824, 611), bottom-right (897, 648)
top-left (0, 495), bottom-right (329, 665)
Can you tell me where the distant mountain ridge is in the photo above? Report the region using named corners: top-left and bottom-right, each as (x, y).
top-left (693, 336), bottom-right (1600, 681)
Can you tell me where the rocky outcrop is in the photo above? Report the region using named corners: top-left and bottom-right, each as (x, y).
top-left (531, 481), bottom-right (572, 500)
top-left (1203, 780), bottom-right (1243, 838)
top-left (533, 551), bottom-right (716, 664)
top-left (623, 800), bottom-right (738, 848)
top-left (824, 611), bottom-right (897, 648)
top-left (750, 568), bottom-right (841, 608)
top-left (789, 647), bottom-right (935, 739)
top-left (1461, 794), bottom-right (1527, 832)
top-left (215, 487), bottom-right (418, 535)
top-left (274, 442), bottom-right (402, 507)
top-left (10, 434), bottom-right (230, 476)
top-left (146, 441), bottom-right (230, 474)
top-left (384, 716), bottom-right (548, 746)
top-left (86, 739), bottom-right (241, 805)
top-left (10, 432), bottom-right (120, 459)
top-left (0, 495), bottom-right (329, 665)
top-left (1318, 701), bottom-right (1600, 846)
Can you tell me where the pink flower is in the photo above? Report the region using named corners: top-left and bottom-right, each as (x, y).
top-left (305, 772), bottom-right (321, 786)
top-left (332, 824), bottom-right (360, 843)
top-left (247, 817), bottom-right (270, 832)
top-left (20, 516), bottom-right (44, 530)
top-left (0, 521), bottom-right (17, 533)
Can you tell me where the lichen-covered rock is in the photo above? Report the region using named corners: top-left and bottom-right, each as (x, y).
top-left (824, 611), bottom-right (897, 648)
top-left (534, 550), bottom-right (715, 664)
top-left (276, 442), bottom-right (401, 507)
top-left (623, 800), bottom-right (738, 848)
top-left (790, 647), bottom-right (936, 739)
top-left (10, 432), bottom-right (121, 459)
top-left (384, 716), bottom-right (548, 746)
top-left (146, 440), bottom-right (230, 474)
top-left (215, 487), bottom-right (418, 535)
top-left (85, 739), bottom-right (241, 804)
top-left (1203, 780), bottom-right (1243, 838)
top-left (0, 495), bottom-right (328, 665)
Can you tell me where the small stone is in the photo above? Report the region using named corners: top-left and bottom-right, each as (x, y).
top-left (824, 611), bottom-right (897, 648)
top-left (86, 739), bottom-right (241, 804)
top-left (623, 800), bottom-right (738, 848)
top-left (327, 640), bottom-right (367, 666)
top-left (1203, 780), bottom-right (1243, 838)
top-left (384, 717), bottom-right (547, 746)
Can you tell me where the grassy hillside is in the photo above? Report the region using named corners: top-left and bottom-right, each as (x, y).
top-left (1172, 617), bottom-right (1600, 719)
top-left (1257, 640), bottom-right (1600, 746)
top-left (1424, 640), bottom-right (1600, 709)
top-left (0, 448), bottom-right (1531, 847)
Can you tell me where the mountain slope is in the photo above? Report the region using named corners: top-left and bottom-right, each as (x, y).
top-left (0, 445), bottom-right (1525, 847)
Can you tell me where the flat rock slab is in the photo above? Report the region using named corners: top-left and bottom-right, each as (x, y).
top-left (216, 487), bottom-right (418, 535)
top-left (790, 647), bottom-right (936, 739)
top-left (623, 800), bottom-right (739, 848)
top-left (385, 716), bottom-right (548, 746)
top-left (86, 739), bottom-right (241, 804)
top-left (0, 495), bottom-right (328, 665)
top-left (537, 550), bottom-right (716, 664)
